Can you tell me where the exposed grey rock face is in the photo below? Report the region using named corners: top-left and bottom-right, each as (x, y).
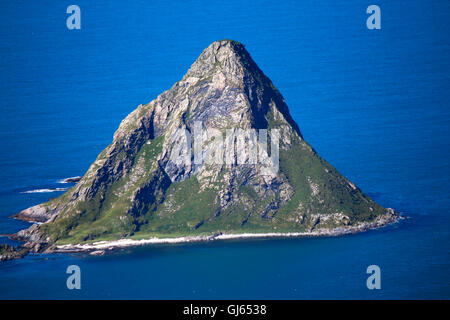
top-left (11, 40), bottom-right (398, 250)
top-left (12, 205), bottom-right (54, 223)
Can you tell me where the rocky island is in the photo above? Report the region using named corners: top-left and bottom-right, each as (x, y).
top-left (7, 40), bottom-right (398, 259)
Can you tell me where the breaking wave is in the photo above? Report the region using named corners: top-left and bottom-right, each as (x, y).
top-left (21, 188), bottom-right (68, 194)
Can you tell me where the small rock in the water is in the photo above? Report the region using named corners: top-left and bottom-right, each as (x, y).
top-left (0, 244), bottom-right (29, 261)
top-left (89, 250), bottom-right (105, 256)
top-left (60, 176), bottom-right (82, 184)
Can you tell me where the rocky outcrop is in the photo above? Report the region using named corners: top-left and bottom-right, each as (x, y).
top-left (11, 205), bottom-right (54, 223)
top-left (0, 244), bottom-right (29, 262)
top-left (60, 176), bottom-right (82, 184)
top-left (10, 40), bottom-right (399, 256)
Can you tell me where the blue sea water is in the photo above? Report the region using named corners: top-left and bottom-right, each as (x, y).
top-left (0, 0), bottom-right (448, 299)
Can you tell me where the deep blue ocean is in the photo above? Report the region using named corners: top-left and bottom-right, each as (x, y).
top-left (0, 0), bottom-right (448, 299)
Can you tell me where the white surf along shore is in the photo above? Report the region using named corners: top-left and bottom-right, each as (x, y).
top-left (20, 176), bottom-right (82, 194)
top-left (54, 209), bottom-right (400, 255)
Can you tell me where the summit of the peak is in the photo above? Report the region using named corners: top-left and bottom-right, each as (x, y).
top-left (184, 40), bottom-right (255, 77)
top-left (208, 39), bottom-right (246, 50)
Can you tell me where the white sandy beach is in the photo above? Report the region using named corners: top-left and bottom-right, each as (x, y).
top-left (54, 211), bottom-right (400, 254)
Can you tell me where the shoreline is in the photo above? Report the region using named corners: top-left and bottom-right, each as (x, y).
top-left (53, 210), bottom-right (401, 255)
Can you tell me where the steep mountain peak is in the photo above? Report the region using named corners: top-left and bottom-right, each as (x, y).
top-left (11, 40), bottom-right (398, 253)
top-left (200, 39), bottom-right (247, 60)
top-left (185, 39), bottom-right (252, 78)
top-left (166, 40), bottom-right (302, 138)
